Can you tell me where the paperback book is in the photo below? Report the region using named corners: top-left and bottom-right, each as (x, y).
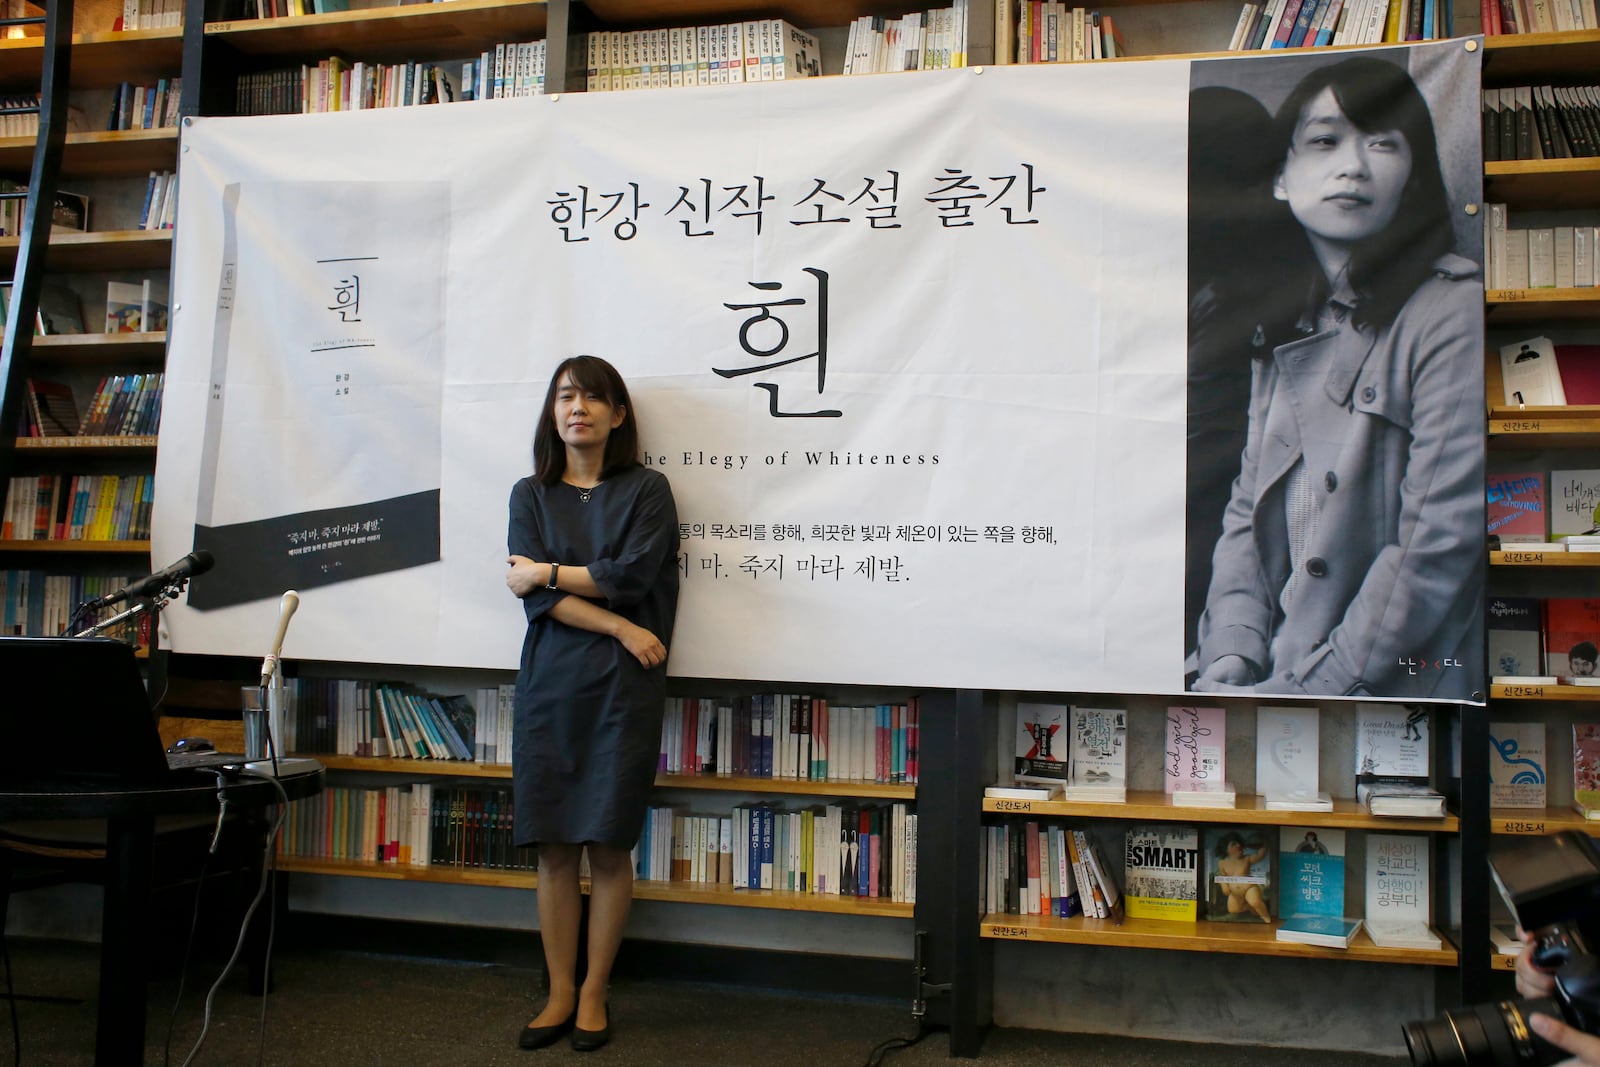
top-left (1354, 704), bottom-right (1445, 817)
top-left (1123, 824), bottom-right (1200, 922)
top-left (1276, 827), bottom-right (1357, 946)
top-left (1488, 721), bottom-right (1546, 809)
top-left (1550, 469), bottom-right (1600, 540)
top-left (1014, 702), bottom-right (1068, 786)
top-left (1543, 599), bottom-right (1600, 681)
top-left (1487, 471), bottom-right (1547, 544)
top-left (1201, 826), bottom-right (1274, 923)
top-left (1499, 335), bottom-right (1565, 406)
top-left (1575, 724), bottom-right (1600, 819)
top-left (1487, 595), bottom-right (1543, 680)
top-left (1164, 705), bottom-right (1234, 806)
top-left (1364, 833), bottom-right (1441, 950)
top-left (1064, 706), bottom-right (1126, 801)
top-left (1256, 705), bottom-right (1329, 810)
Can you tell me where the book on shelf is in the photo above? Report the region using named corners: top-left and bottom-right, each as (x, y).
top-left (1557, 344), bottom-right (1600, 406)
top-left (1277, 826), bottom-right (1350, 945)
top-left (24, 379), bottom-right (79, 438)
top-left (1575, 725), bottom-right (1600, 820)
top-left (1064, 706), bottom-right (1126, 802)
top-left (1488, 596), bottom-right (1544, 681)
top-left (1487, 473), bottom-right (1546, 544)
top-left (1276, 915), bottom-right (1363, 948)
top-left (1500, 336), bottom-right (1565, 406)
top-left (1354, 704), bottom-right (1445, 818)
top-left (1201, 825), bottom-right (1274, 923)
top-left (1543, 599), bottom-right (1600, 681)
top-left (984, 782), bottom-right (1062, 801)
top-left (140, 278), bottom-right (170, 335)
top-left (1551, 469), bottom-right (1600, 541)
top-left (1364, 833), bottom-right (1441, 950)
top-left (103, 281), bottom-right (145, 334)
top-left (1489, 721), bottom-right (1547, 809)
top-left (1491, 925), bottom-right (1525, 957)
top-left (34, 284), bottom-right (85, 336)
top-left (1123, 824), bottom-right (1199, 922)
top-left (1256, 705), bottom-right (1329, 811)
top-left (1014, 701), bottom-right (1068, 786)
top-left (1072, 828), bottom-right (1123, 921)
top-left (1164, 705), bottom-right (1233, 806)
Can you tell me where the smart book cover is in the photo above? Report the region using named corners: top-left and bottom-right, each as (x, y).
top-left (1123, 824), bottom-right (1199, 922)
top-left (188, 180), bottom-right (448, 609)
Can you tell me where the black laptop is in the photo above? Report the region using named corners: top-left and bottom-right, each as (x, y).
top-left (0, 635), bottom-right (243, 786)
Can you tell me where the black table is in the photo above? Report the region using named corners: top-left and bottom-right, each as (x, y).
top-left (0, 764), bottom-right (324, 1065)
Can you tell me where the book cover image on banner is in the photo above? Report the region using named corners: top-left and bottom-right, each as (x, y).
top-left (189, 181), bottom-right (448, 610)
top-left (1183, 46), bottom-right (1485, 702)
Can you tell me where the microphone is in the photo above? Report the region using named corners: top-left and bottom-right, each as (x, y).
top-left (259, 590), bottom-right (300, 688)
top-left (89, 550), bottom-right (215, 608)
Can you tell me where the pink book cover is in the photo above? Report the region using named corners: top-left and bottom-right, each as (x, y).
top-left (1165, 706), bottom-right (1227, 793)
top-left (1487, 471), bottom-right (1547, 543)
top-left (1574, 725), bottom-right (1600, 810)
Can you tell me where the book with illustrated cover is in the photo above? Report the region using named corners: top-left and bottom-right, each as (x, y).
top-left (24, 379), bottom-right (79, 438)
top-left (1164, 705), bottom-right (1231, 805)
top-left (1500, 336), bottom-right (1565, 406)
top-left (1123, 824), bottom-right (1199, 922)
top-left (1575, 724), bottom-right (1600, 819)
top-left (1489, 722), bottom-right (1546, 809)
top-left (1014, 702), bottom-right (1068, 786)
top-left (1487, 595), bottom-right (1544, 680)
top-left (1277, 827), bottom-right (1355, 947)
top-left (1354, 704), bottom-right (1444, 817)
top-left (1543, 599), bottom-right (1600, 681)
top-left (1487, 471), bottom-right (1546, 544)
top-left (104, 280), bottom-right (144, 333)
top-left (1256, 705), bottom-right (1328, 810)
top-left (1364, 833), bottom-right (1440, 949)
top-left (1200, 825), bottom-right (1273, 923)
top-left (1064, 706), bottom-right (1126, 801)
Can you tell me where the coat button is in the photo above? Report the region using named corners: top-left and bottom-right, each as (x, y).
top-left (1324, 471), bottom-right (1338, 492)
top-left (1360, 386), bottom-right (1377, 403)
top-left (1306, 557), bottom-right (1328, 577)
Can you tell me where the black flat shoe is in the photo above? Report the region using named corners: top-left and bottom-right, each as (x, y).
top-left (570, 1024), bottom-right (610, 1053)
top-left (517, 1012), bottom-right (576, 1050)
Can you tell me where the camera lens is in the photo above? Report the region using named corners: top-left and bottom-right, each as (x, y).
top-left (1403, 998), bottom-right (1565, 1067)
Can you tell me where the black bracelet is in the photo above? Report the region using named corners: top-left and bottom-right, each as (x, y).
top-left (546, 563), bottom-right (560, 590)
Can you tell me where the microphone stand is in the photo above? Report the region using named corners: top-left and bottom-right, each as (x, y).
top-left (70, 576), bottom-right (192, 638)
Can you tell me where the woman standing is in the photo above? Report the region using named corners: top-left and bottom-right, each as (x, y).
top-left (505, 355), bottom-right (680, 1052)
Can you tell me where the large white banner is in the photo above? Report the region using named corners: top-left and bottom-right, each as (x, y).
top-left (154, 42), bottom-right (1484, 700)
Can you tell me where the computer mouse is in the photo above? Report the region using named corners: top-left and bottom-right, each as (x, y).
top-left (168, 736), bottom-right (216, 755)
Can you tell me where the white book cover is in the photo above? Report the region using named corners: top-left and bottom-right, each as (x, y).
top-left (1499, 336), bottom-right (1566, 406)
top-left (1364, 833), bottom-right (1438, 948)
top-left (1067, 705), bottom-right (1127, 796)
top-left (1551, 469), bottom-right (1600, 538)
top-left (1355, 704), bottom-right (1430, 779)
top-left (1489, 721), bottom-right (1547, 809)
top-left (1256, 705), bottom-right (1320, 802)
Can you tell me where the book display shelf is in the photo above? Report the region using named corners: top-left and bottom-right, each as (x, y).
top-left (1480, 26), bottom-right (1600, 982)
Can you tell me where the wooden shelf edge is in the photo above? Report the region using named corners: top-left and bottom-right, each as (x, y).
top-left (980, 914), bottom-right (1458, 966)
top-left (1491, 682), bottom-right (1600, 701)
top-left (1491, 549), bottom-right (1600, 566)
top-left (14, 436), bottom-right (158, 449)
top-left (1492, 807), bottom-right (1600, 835)
top-left (275, 856), bottom-right (911, 914)
top-left (0, 539), bottom-right (149, 553)
top-left (982, 790), bottom-right (1457, 832)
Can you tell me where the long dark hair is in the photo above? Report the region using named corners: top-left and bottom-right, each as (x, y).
top-left (1272, 56), bottom-right (1452, 331)
top-left (532, 355), bottom-right (641, 486)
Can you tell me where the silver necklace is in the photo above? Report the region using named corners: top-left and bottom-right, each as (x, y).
top-left (577, 486), bottom-right (594, 503)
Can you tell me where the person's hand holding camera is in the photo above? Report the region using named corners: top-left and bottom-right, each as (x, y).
top-left (1517, 934), bottom-right (1600, 1066)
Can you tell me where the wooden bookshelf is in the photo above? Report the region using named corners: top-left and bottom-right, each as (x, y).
top-left (1491, 682), bottom-right (1600, 701)
top-left (1490, 806), bottom-right (1600, 836)
top-left (0, 26), bottom-right (184, 90)
top-left (0, 229), bottom-right (172, 272)
top-left (981, 790), bottom-right (1458, 832)
top-left (1484, 158), bottom-right (1600, 211)
top-left (0, 128), bottom-right (179, 180)
top-left (0, 539), bottom-right (149, 553)
top-left (979, 913), bottom-right (1459, 966)
top-left (1481, 28), bottom-right (1600, 81)
top-left (13, 435), bottom-right (158, 454)
top-left (1491, 549), bottom-right (1600, 566)
top-left (1487, 404), bottom-right (1600, 449)
top-left (299, 755), bottom-right (914, 798)
top-left (275, 855), bottom-right (913, 915)
top-left (1492, 953), bottom-right (1518, 971)
top-left (28, 332), bottom-right (167, 364)
top-left (205, 0), bottom-right (550, 65)
top-left (1485, 288), bottom-right (1600, 325)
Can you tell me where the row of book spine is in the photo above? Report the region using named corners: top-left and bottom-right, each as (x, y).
top-left (1481, 0), bottom-right (1598, 33)
top-left (1, 473), bottom-right (153, 543)
top-left (34, 372), bottom-right (164, 438)
top-left (661, 695), bottom-right (920, 785)
top-left (1226, 0), bottom-right (1440, 51)
top-left (280, 678), bottom-right (476, 761)
top-left (1011, 3), bottom-right (1125, 63)
top-left (119, 0), bottom-right (180, 30)
top-left (844, 3), bottom-right (971, 74)
top-left (638, 800), bottom-right (917, 901)
top-left (586, 19), bottom-right (821, 93)
top-left (106, 78), bottom-right (182, 132)
top-left (279, 781), bottom-right (536, 871)
top-left (1484, 204), bottom-right (1599, 290)
top-left (1483, 85), bottom-right (1600, 162)
top-left (140, 170), bottom-right (177, 231)
top-left (0, 570), bottom-right (135, 640)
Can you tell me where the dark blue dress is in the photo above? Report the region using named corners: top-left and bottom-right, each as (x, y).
top-left (508, 464), bottom-right (679, 848)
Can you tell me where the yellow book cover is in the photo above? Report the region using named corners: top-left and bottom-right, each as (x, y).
top-left (1124, 825), bottom-right (1199, 921)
